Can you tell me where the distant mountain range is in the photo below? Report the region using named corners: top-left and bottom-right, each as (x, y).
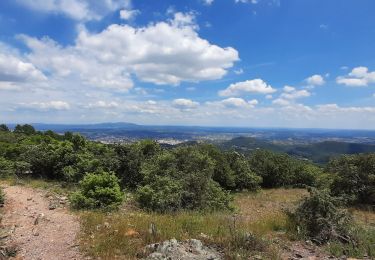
top-left (218, 137), bottom-right (375, 164)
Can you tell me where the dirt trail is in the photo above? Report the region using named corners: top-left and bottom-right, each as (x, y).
top-left (1, 185), bottom-right (83, 260)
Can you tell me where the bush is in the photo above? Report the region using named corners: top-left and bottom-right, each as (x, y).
top-left (287, 188), bottom-right (355, 244)
top-left (70, 171), bottom-right (124, 210)
top-left (136, 147), bottom-right (232, 212)
top-left (0, 188), bottom-right (5, 206)
top-left (249, 150), bottom-right (321, 188)
top-left (327, 154), bottom-right (375, 206)
top-left (0, 157), bottom-right (14, 177)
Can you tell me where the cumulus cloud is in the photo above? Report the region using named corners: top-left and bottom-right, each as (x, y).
top-left (87, 101), bottom-right (119, 109)
top-left (16, 0), bottom-right (131, 21)
top-left (208, 97), bottom-right (258, 109)
top-left (272, 98), bottom-right (290, 106)
top-left (172, 98), bottom-right (199, 109)
top-left (218, 79), bottom-right (276, 97)
top-left (19, 11), bottom-right (238, 90)
top-left (119, 9), bottom-right (139, 20)
top-left (280, 89), bottom-right (311, 100)
top-left (336, 66), bottom-right (375, 87)
top-left (19, 100), bottom-right (70, 111)
top-left (202, 0), bottom-right (214, 5)
top-left (305, 74), bottom-right (325, 86)
top-left (0, 52), bottom-right (46, 83)
top-left (272, 86), bottom-right (310, 106)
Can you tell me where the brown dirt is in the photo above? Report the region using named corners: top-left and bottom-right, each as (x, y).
top-left (280, 241), bottom-right (339, 260)
top-left (1, 185), bottom-right (83, 260)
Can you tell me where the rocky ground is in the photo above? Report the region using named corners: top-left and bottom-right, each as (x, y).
top-left (0, 185), bottom-right (83, 260)
top-left (143, 239), bottom-right (223, 260)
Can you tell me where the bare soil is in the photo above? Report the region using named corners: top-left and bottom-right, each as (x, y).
top-left (1, 185), bottom-right (83, 260)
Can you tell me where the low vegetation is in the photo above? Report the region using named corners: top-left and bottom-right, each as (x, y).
top-left (70, 171), bottom-right (124, 210)
top-left (1, 124), bottom-right (374, 259)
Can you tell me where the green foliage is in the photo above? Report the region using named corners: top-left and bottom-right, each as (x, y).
top-left (115, 140), bottom-right (160, 189)
top-left (0, 157), bottom-right (15, 176)
top-left (225, 151), bottom-right (262, 191)
top-left (70, 171), bottom-right (124, 210)
top-left (326, 226), bottom-right (375, 258)
top-left (0, 124), bottom-right (9, 132)
top-left (0, 187), bottom-right (5, 205)
top-left (327, 154), bottom-right (375, 206)
top-left (198, 144), bottom-right (236, 190)
top-left (14, 124), bottom-right (36, 135)
top-left (136, 147), bottom-right (232, 212)
top-left (287, 188), bottom-right (354, 244)
top-left (198, 145), bottom-right (261, 191)
top-left (249, 150), bottom-right (322, 188)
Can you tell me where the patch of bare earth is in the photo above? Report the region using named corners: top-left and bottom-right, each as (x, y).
top-left (1, 185), bottom-right (83, 260)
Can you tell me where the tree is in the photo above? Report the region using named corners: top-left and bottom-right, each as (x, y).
top-left (137, 147), bottom-right (232, 212)
top-left (198, 144), bottom-right (236, 190)
top-left (115, 140), bottom-right (161, 189)
top-left (14, 124), bottom-right (36, 135)
top-left (226, 151), bottom-right (262, 191)
top-left (327, 154), bottom-right (375, 206)
top-left (0, 124), bottom-right (9, 132)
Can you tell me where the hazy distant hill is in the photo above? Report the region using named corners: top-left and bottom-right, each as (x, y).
top-left (219, 137), bottom-right (375, 164)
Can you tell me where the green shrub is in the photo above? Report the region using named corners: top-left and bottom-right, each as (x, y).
top-left (0, 188), bottom-right (5, 206)
top-left (0, 157), bottom-right (14, 177)
top-left (70, 171), bottom-right (124, 210)
top-left (287, 188), bottom-right (355, 244)
top-left (249, 150), bottom-right (322, 188)
top-left (136, 147), bottom-right (232, 212)
top-left (327, 154), bottom-right (375, 207)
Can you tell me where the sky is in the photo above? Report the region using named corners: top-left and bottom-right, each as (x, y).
top-left (0, 0), bottom-right (375, 129)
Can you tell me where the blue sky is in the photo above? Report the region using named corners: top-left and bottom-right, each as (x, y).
top-left (0, 0), bottom-right (375, 129)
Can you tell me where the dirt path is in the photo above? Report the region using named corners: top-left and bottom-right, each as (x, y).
top-left (1, 185), bottom-right (83, 260)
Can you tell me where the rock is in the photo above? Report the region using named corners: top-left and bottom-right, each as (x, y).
top-left (59, 196), bottom-right (68, 204)
top-left (103, 222), bottom-right (110, 228)
top-left (49, 202), bottom-right (57, 210)
top-left (32, 229), bottom-right (39, 236)
top-left (27, 197), bottom-right (32, 201)
top-left (34, 213), bottom-right (45, 225)
top-left (143, 239), bottom-right (223, 260)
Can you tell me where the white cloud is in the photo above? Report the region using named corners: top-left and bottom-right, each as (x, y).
top-left (203, 0), bottom-right (214, 5)
top-left (19, 100), bottom-right (70, 111)
top-left (19, 12), bottom-right (238, 89)
top-left (219, 79), bottom-right (276, 97)
top-left (272, 86), bottom-right (310, 106)
top-left (215, 97), bottom-right (258, 108)
top-left (234, 68), bottom-right (244, 75)
top-left (272, 98), bottom-right (290, 106)
top-left (87, 100), bottom-right (119, 109)
top-left (235, 0), bottom-right (258, 3)
top-left (281, 89), bottom-right (311, 100)
top-left (119, 9), bottom-right (139, 20)
top-left (265, 94), bottom-right (273, 99)
top-left (305, 74), bottom-right (325, 86)
top-left (172, 98), bottom-right (199, 109)
top-left (16, 0), bottom-right (131, 21)
top-left (336, 66), bottom-right (375, 87)
top-left (283, 85), bottom-right (295, 93)
top-left (0, 52), bottom-right (46, 83)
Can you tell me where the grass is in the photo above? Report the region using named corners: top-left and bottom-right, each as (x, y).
top-left (79, 189), bottom-right (307, 259)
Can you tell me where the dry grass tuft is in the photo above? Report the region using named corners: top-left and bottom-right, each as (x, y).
top-left (79, 189), bottom-right (308, 259)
